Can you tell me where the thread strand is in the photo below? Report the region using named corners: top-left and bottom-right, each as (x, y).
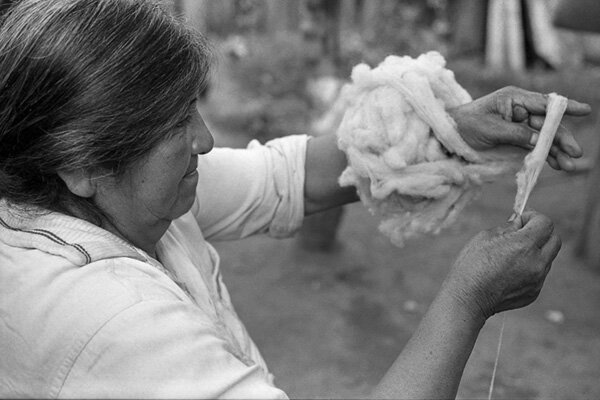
top-left (488, 313), bottom-right (507, 400)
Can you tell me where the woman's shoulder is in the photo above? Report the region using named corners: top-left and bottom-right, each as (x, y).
top-left (0, 250), bottom-right (198, 397)
top-left (2, 250), bottom-right (191, 332)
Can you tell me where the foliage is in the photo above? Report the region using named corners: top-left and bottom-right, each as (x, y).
top-left (215, 32), bottom-right (313, 142)
top-left (338, 0), bottom-right (450, 75)
top-left (229, 33), bottom-right (312, 98)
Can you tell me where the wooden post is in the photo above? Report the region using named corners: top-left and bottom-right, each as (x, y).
top-left (448, 0), bottom-right (488, 57)
top-left (361, 0), bottom-right (380, 39)
top-left (525, 0), bottom-right (563, 68)
top-left (575, 125), bottom-right (600, 270)
top-left (505, 0), bottom-right (525, 70)
top-left (486, 0), bottom-right (525, 71)
top-left (486, 0), bottom-right (506, 70)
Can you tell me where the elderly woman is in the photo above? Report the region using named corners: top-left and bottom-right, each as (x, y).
top-left (0, 0), bottom-right (591, 398)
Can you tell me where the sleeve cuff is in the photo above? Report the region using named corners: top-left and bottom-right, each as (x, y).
top-left (248, 135), bottom-right (309, 238)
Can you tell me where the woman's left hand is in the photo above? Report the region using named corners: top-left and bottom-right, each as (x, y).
top-left (449, 86), bottom-right (591, 171)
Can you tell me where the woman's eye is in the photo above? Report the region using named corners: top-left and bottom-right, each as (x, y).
top-left (175, 114), bottom-right (192, 128)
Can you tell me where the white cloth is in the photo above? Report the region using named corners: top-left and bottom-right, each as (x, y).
top-left (0, 135), bottom-right (308, 399)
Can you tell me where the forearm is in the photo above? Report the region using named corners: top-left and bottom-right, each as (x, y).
top-left (372, 281), bottom-right (485, 399)
top-left (304, 134), bottom-right (358, 215)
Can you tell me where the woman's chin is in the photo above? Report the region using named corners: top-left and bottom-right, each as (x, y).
top-left (174, 171), bottom-right (199, 217)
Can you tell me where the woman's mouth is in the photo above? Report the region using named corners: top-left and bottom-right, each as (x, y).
top-left (184, 157), bottom-right (198, 176)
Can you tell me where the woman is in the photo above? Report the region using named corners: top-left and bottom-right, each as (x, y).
top-left (0, 0), bottom-right (591, 398)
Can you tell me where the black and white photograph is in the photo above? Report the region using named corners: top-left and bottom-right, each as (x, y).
top-left (1, 0), bottom-right (600, 398)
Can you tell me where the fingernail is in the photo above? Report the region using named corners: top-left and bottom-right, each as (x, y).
top-left (508, 212), bottom-right (517, 222)
top-left (529, 132), bottom-right (539, 146)
top-left (565, 159), bottom-right (574, 170)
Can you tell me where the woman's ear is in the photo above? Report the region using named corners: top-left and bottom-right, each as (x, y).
top-left (57, 169), bottom-right (97, 198)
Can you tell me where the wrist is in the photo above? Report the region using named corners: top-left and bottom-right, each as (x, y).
top-left (437, 277), bottom-right (488, 329)
top-left (447, 107), bottom-right (469, 142)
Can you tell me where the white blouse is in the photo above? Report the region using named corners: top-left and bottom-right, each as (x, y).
top-left (0, 135), bottom-right (308, 399)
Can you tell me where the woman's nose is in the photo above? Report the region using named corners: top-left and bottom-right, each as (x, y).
top-left (191, 112), bottom-right (214, 155)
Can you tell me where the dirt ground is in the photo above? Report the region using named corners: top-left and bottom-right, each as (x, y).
top-left (202, 60), bottom-right (600, 399)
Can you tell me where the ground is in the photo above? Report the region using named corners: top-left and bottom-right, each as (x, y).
top-left (201, 57), bottom-right (600, 399)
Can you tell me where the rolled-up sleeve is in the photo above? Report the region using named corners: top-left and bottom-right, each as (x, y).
top-left (192, 135), bottom-right (308, 241)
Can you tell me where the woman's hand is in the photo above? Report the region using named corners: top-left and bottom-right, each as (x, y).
top-left (449, 86), bottom-right (591, 171)
top-left (444, 210), bottom-right (561, 322)
top-left (373, 210), bottom-right (560, 399)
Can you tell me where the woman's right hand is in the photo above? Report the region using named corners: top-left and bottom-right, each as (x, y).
top-left (373, 210), bottom-right (560, 399)
top-left (444, 211), bottom-right (561, 322)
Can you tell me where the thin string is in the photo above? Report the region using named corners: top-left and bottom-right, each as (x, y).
top-left (487, 313), bottom-right (507, 400)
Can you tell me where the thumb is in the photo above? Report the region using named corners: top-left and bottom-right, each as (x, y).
top-left (506, 213), bottom-right (524, 231)
top-left (493, 124), bottom-right (537, 149)
top-left (512, 105), bottom-right (529, 122)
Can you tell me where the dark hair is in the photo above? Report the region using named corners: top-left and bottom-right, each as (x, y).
top-left (0, 0), bottom-right (212, 223)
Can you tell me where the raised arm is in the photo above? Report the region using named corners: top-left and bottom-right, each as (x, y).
top-left (304, 133), bottom-right (358, 215)
top-left (449, 86), bottom-right (590, 169)
top-left (303, 86), bottom-right (590, 215)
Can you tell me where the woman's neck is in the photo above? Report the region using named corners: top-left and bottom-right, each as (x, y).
top-left (68, 203), bottom-right (168, 258)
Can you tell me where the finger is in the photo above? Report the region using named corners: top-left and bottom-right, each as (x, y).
top-left (527, 118), bottom-right (583, 161)
top-left (506, 213), bottom-right (524, 228)
top-left (519, 211), bottom-right (555, 248)
top-left (519, 210), bottom-right (538, 225)
top-left (540, 233), bottom-right (562, 265)
top-left (527, 120), bottom-right (582, 159)
top-left (554, 125), bottom-right (583, 158)
top-left (495, 124), bottom-right (540, 149)
top-left (565, 99), bottom-right (592, 116)
top-left (499, 94), bottom-right (514, 121)
top-left (547, 155), bottom-right (560, 170)
top-left (529, 132), bottom-right (539, 146)
top-left (549, 146), bottom-right (576, 170)
top-left (556, 152), bottom-right (575, 171)
top-left (512, 105), bottom-right (529, 122)
top-left (511, 91), bottom-right (548, 115)
top-left (528, 115), bottom-right (545, 131)
top-left (510, 89), bottom-right (590, 117)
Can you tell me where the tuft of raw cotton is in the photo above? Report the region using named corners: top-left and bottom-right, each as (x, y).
top-left (336, 52), bottom-right (525, 246)
top-left (513, 93), bottom-right (568, 216)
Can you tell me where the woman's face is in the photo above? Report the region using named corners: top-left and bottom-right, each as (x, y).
top-left (93, 100), bottom-right (214, 242)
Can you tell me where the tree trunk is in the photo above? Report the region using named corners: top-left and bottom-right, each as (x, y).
top-left (576, 135), bottom-right (600, 271)
top-left (486, 0), bottom-right (525, 71)
top-left (361, 0), bottom-right (380, 39)
top-left (486, 0), bottom-right (506, 69)
top-left (321, 0), bottom-right (342, 68)
top-left (448, 0), bottom-right (488, 57)
top-left (505, 0), bottom-right (525, 70)
top-left (524, 0), bottom-right (563, 68)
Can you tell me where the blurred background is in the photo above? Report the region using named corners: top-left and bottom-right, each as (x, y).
top-left (173, 1), bottom-right (600, 397)
top-left (4, 0), bottom-right (600, 398)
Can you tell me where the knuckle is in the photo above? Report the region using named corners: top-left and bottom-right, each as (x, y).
top-left (543, 217), bottom-right (555, 232)
top-left (480, 228), bottom-right (497, 240)
top-left (528, 289), bottom-right (541, 303)
top-left (535, 262), bottom-right (550, 280)
top-left (556, 234), bottom-right (563, 249)
top-left (534, 213), bottom-right (552, 229)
